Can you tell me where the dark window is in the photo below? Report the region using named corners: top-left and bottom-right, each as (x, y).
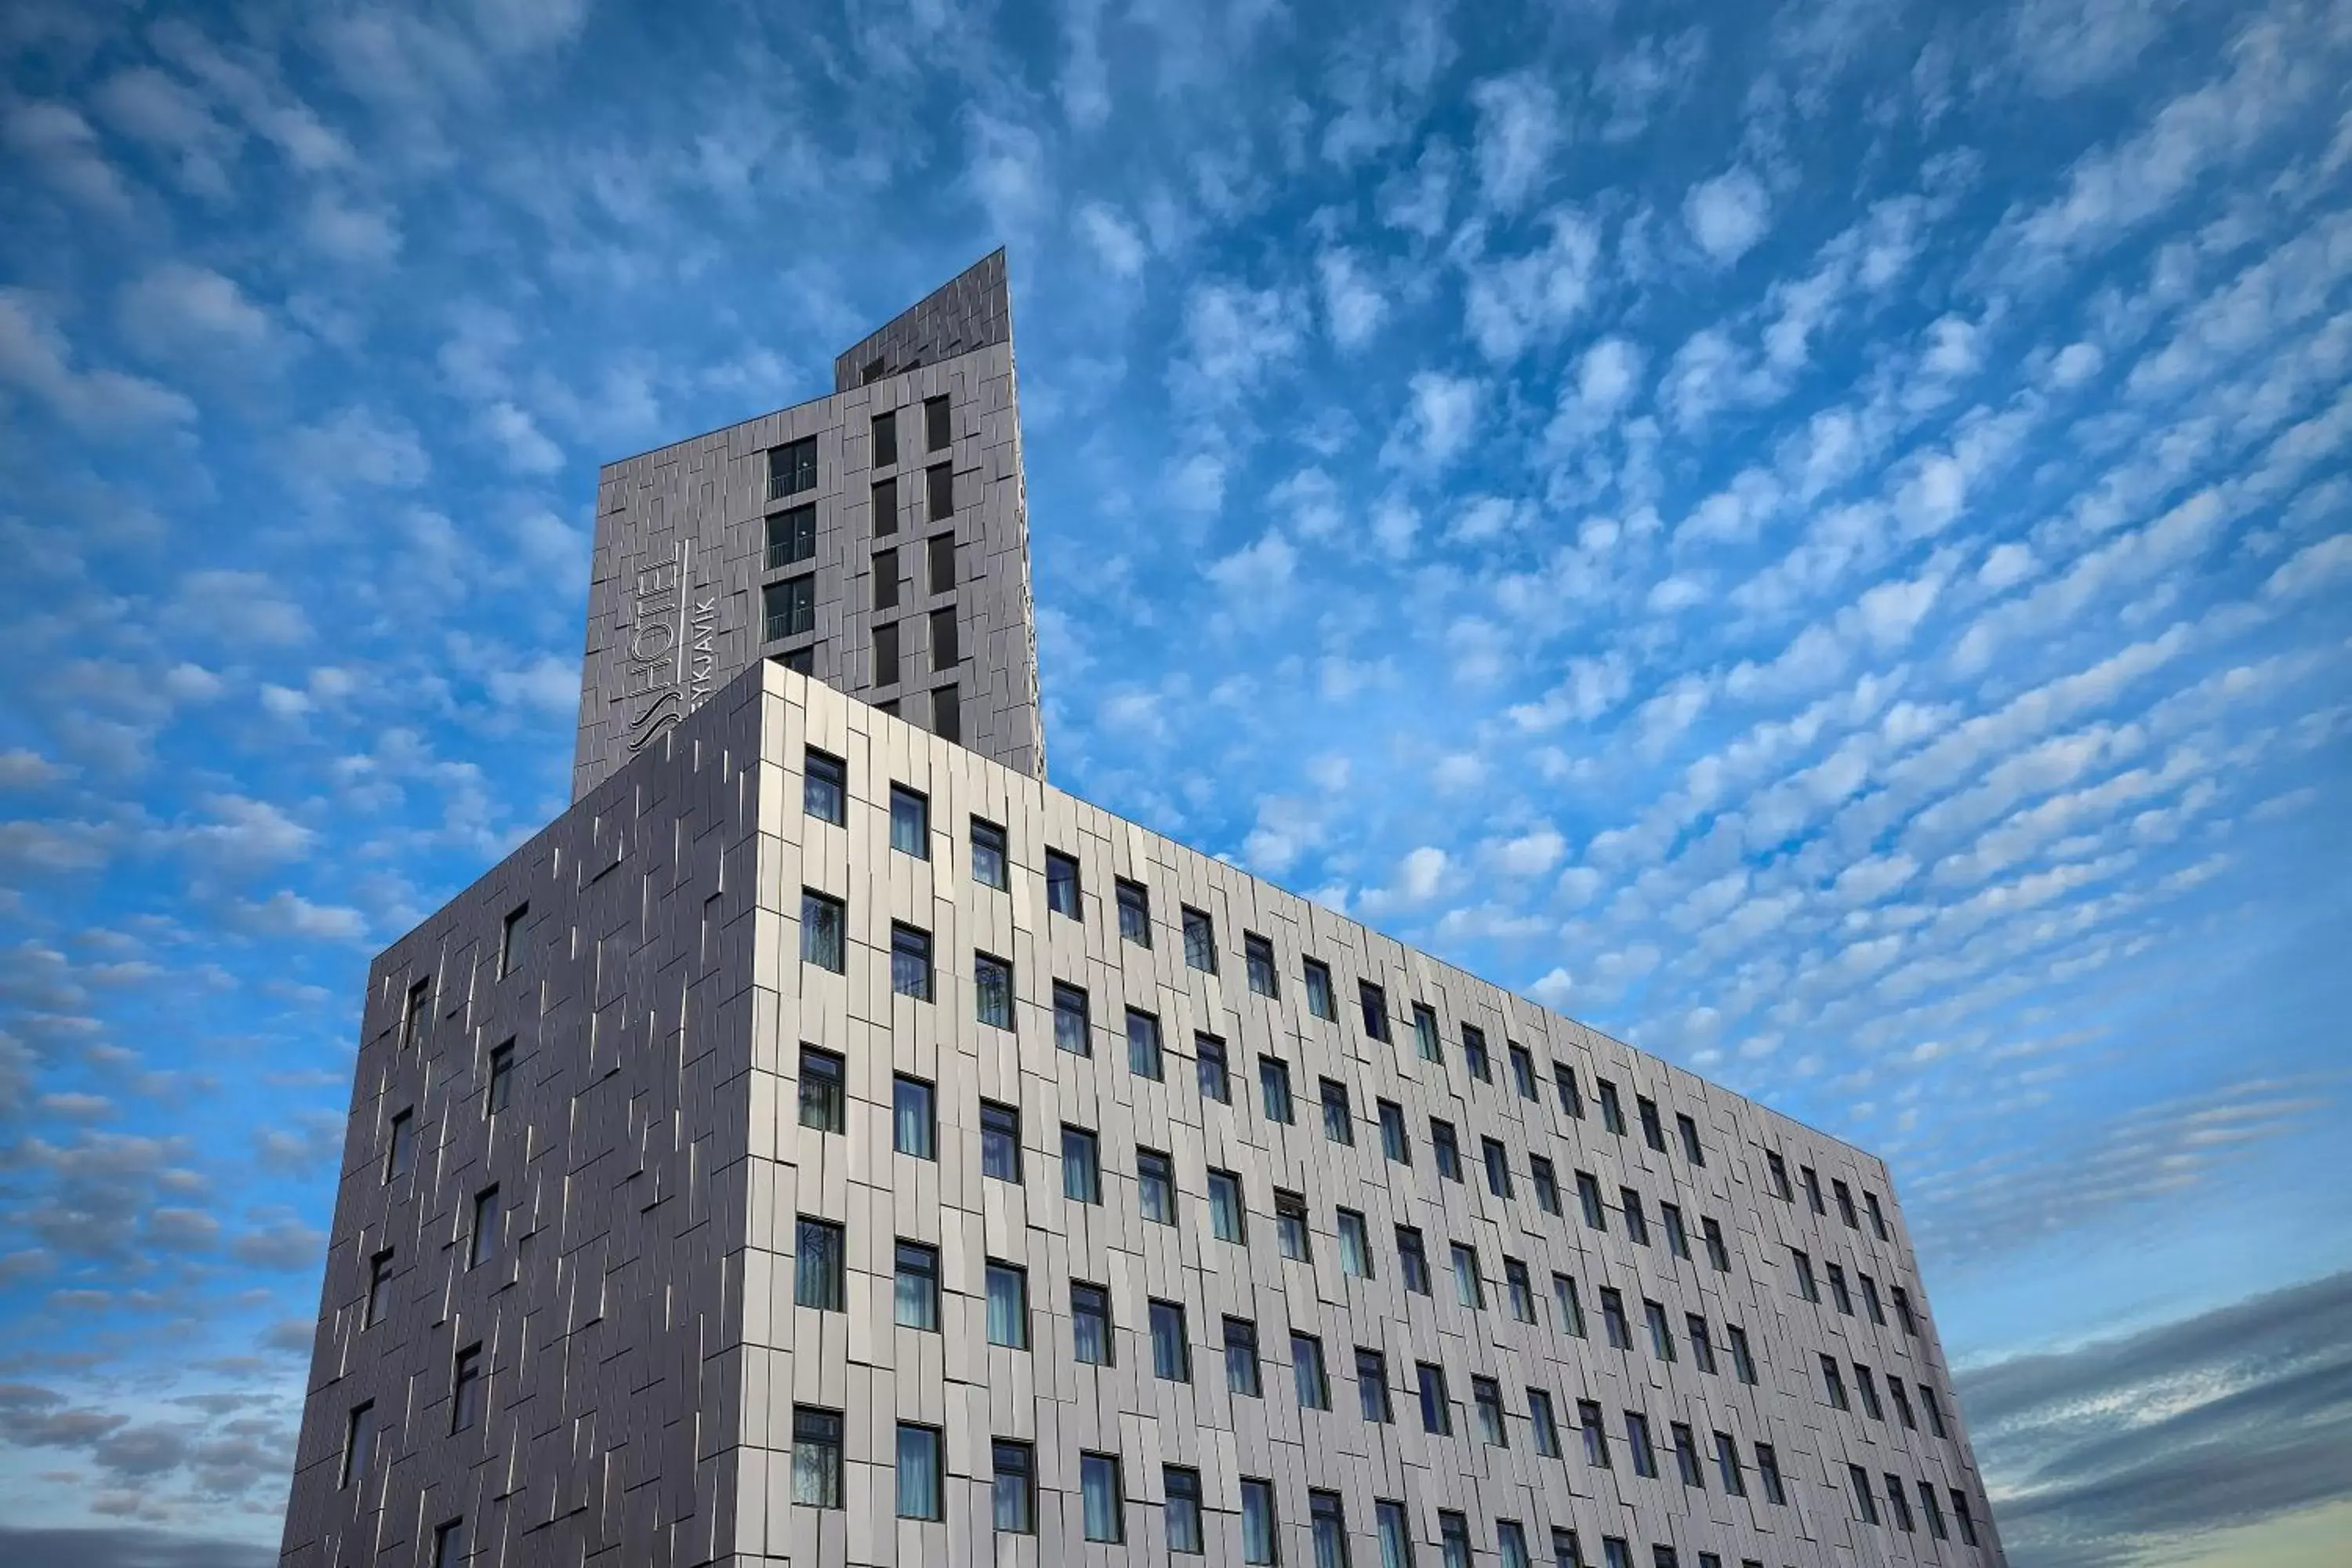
top-left (927, 528), bottom-right (954, 590)
top-left (365, 1249), bottom-right (394, 1327)
top-left (1856, 1363), bottom-right (1884, 1420)
top-left (768, 437), bottom-right (816, 499)
top-left (1181, 906), bottom-right (1216, 971)
top-left (1440, 1514), bottom-right (1472, 1568)
top-left (775, 644), bottom-right (814, 675)
top-left (1835, 1178), bottom-right (1860, 1229)
top-left (1063, 1125), bottom-right (1101, 1203)
top-left (1275, 1190), bottom-right (1311, 1261)
top-left (1380, 1504), bottom-right (1416, 1568)
top-left (1686, 1313), bottom-right (1716, 1374)
top-left (1715, 1432), bottom-right (1746, 1495)
top-left (1046, 851), bottom-right (1081, 917)
top-left (894, 1240), bottom-right (941, 1330)
top-left (792, 1406), bottom-right (844, 1507)
top-left (1793, 1248), bottom-right (1819, 1301)
top-left (1054, 983), bottom-right (1090, 1056)
top-left (1555, 1062), bottom-right (1584, 1117)
top-left (1727, 1324), bottom-right (1758, 1384)
top-left (1866, 1189), bottom-right (1890, 1240)
top-left (498, 903), bottom-right (527, 978)
top-left (1703, 1217), bottom-right (1730, 1272)
top-left (896, 1423), bottom-right (943, 1520)
top-left (1553, 1272), bottom-right (1586, 1337)
top-left (1756, 1442), bottom-right (1786, 1505)
top-left (766, 503), bottom-right (815, 570)
top-left (1621, 1187), bottom-right (1649, 1246)
top-left (451, 1343), bottom-right (483, 1432)
top-left (873, 619), bottom-right (900, 685)
top-left (1321, 1077), bottom-right (1353, 1144)
top-left (1802, 1164), bottom-right (1825, 1214)
top-left (1862, 1272), bottom-right (1886, 1324)
top-left (1208, 1169), bottom-right (1244, 1240)
top-left (1894, 1286), bottom-right (1920, 1336)
top-left (1920, 1481), bottom-right (1948, 1540)
top-left (873, 545), bottom-right (899, 611)
top-left (1412, 1003), bottom-right (1441, 1062)
top-left (1661, 1201), bottom-right (1690, 1258)
top-left (1450, 1243), bottom-right (1485, 1309)
top-left (1302, 958), bottom-right (1336, 1020)
top-left (974, 952), bottom-right (1013, 1030)
top-left (1359, 980), bottom-right (1391, 1040)
top-left (1072, 1280), bottom-right (1112, 1365)
top-left (1432, 1119), bottom-right (1461, 1180)
top-left (431, 1520), bottom-right (466, 1568)
top-left (1677, 1112), bottom-right (1704, 1164)
top-left (1822, 1355), bottom-right (1849, 1409)
top-left (929, 606), bottom-right (957, 670)
top-left (485, 1041), bottom-right (513, 1116)
top-left (1224, 1316), bottom-right (1261, 1395)
top-left (890, 924), bottom-right (932, 1000)
top-left (1599, 1288), bottom-right (1631, 1348)
top-left (992, 1439), bottom-right (1033, 1534)
top-left (1577, 1171), bottom-right (1606, 1229)
top-left (873, 479), bottom-right (899, 540)
top-left (798, 1045), bottom-right (845, 1133)
top-left (1531, 1156), bottom-right (1561, 1214)
top-left (468, 1186), bottom-right (499, 1267)
top-left (1397, 1225), bottom-right (1431, 1294)
top-left (1462, 1025), bottom-right (1490, 1081)
top-left (932, 682), bottom-right (960, 742)
top-left (400, 977), bottom-right (430, 1050)
top-left (1166, 1466), bottom-right (1204, 1553)
top-left (1310, 1490), bottom-right (1348, 1567)
top-left (1378, 1099), bottom-right (1410, 1163)
top-left (1357, 1347), bottom-right (1391, 1421)
top-left (1671, 1422), bottom-right (1704, 1487)
top-left (1499, 1521), bottom-right (1532, 1568)
top-left (802, 889), bottom-right (844, 971)
top-left (980, 1099), bottom-right (1021, 1181)
top-left (1580, 1400), bottom-right (1610, 1468)
top-left (1922, 1381), bottom-right (1947, 1436)
top-left (1473, 1377), bottom-right (1507, 1445)
top-left (1955, 1490), bottom-right (1980, 1545)
top-left (1625, 1411), bottom-right (1657, 1477)
top-left (1292, 1332), bottom-right (1330, 1409)
top-left (1596, 1080), bottom-right (1625, 1134)
top-left (1260, 1057), bottom-right (1294, 1123)
top-left (1638, 1095), bottom-right (1666, 1151)
top-left (1828, 1261), bottom-right (1853, 1315)
top-left (1417, 1362), bottom-right (1450, 1434)
top-left (1138, 1148), bottom-right (1177, 1224)
top-left (1127, 1007), bottom-right (1163, 1079)
top-left (892, 1073), bottom-right (935, 1157)
top-left (795, 1218), bottom-right (845, 1310)
top-left (1244, 932), bottom-right (1279, 996)
top-left (1646, 1299), bottom-right (1677, 1360)
top-left (1483, 1137), bottom-right (1512, 1198)
top-left (764, 575), bottom-right (815, 641)
top-left (1509, 1044), bottom-right (1538, 1099)
top-left (926, 464), bottom-right (953, 522)
top-left (1849, 1465), bottom-right (1880, 1526)
top-left (1115, 877), bottom-right (1151, 944)
top-left (1528, 1388), bottom-right (1561, 1456)
top-left (887, 785), bottom-right (928, 856)
top-left (971, 817), bottom-right (1007, 889)
top-left (1197, 1033), bottom-right (1231, 1102)
top-left (802, 749), bottom-right (845, 825)
top-left (1149, 1298), bottom-right (1189, 1380)
top-left (340, 1400), bottom-right (374, 1487)
top-left (1241, 1478), bottom-right (1278, 1564)
top-left (985, 1260), bottom-right (1027, 1347)
top-left (1766, 1149), bottom-right (1792, 1200)
top-left (1891, 1378), bottom-right (1917, 1428)
top-left (924, 394), bottom-right (951, 452)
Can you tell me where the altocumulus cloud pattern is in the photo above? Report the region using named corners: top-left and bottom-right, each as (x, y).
top-left (0, 0), bottom-right (2347, 1563)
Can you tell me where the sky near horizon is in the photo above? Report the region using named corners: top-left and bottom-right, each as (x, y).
top-left (1, 0), bottom-right (2348, 1563)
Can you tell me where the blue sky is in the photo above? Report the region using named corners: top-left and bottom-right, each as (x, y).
top-left (0, 0), bottom-right (2347, 1560)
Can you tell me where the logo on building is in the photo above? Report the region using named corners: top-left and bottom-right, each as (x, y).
top-left (621, 541), bottom-right (720, 754)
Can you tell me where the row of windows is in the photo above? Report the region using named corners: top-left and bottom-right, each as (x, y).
top-left (762, 394), bottom-right (950, 506)
top-left (1790, 1246), bottom-right (1921, 1336)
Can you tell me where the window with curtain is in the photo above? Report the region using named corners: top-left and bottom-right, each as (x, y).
top-left (1165, 1466), bottom-right (1205, 1553)
top-left (794, 1218), bottom-right (844, 1311)
top-left (1072, 1281), bottom-right (1112, 1365)
top-left (791, 1406), bottom-right (842, 1507)
top-left (1053, 982), bottom-right (1090, 1055)
top-left (1377, 1501), bottom-right (1414, 1568)
top-left (895, 1424), bottom-right (942, 1519)
top-left (979, 1101), bottom-right (1020, 1182)
top-left (893, 1241), bottom-right (939, 1331)
top-left (1127, 1007), bottom-right (1163, 1080)
top-left (1311, 1490), bottom-right (1350, 1568)
top-left (890, 924), bottom-right (932, 1000)
top-left (990, 1440), bottom-right (1033, 1533)
top-left (1080, 1453), bottom-right (1122, 1542)
top-left (892, 1075), bottom-right (935, 1158)
top-left (1062, 1126), bottom-right (1100, 1203)
top-left (800, 891), bottom-right (844, 972)
top-left (1241, 1478), bottom-right (1277, 1564)
top-left (974, 953), bottom-right (1013, 1030)
top-left (985, 1261), bottom-right (1027, 1348)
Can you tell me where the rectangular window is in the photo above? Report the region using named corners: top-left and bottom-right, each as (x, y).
top-left (1046, 850), bottom-right (1081, 917)
top-left (766, 503), bottom-right (815, 570)
top-left (928, 605), bottom-right (957, 670)
top-left (1244, 932), bottom-right (1279, 996)
top-left (1676, 1112), bottom-right (1704, 1164)
top-left (795, 1217), bottom-right (845, 1311)
top-left (1397, 1225), bottom-right (1431, 1294)
top-left (1114, 877), bottom-right (1152, 944)
top-left (799, 890), bottom-right (844, 972)
top-left (1357, 1348), bottom-right (1391, 1422)
top-left (1378, 1099), bottom-right (1410, 1163)
top-left (1505, 1258), bottom-right (1536, 1322)
top-left (922, 394), bottom-right (950, 452)
top-left (1450, 1243), bottom-right (1485, 1310)
top-left (1063, 1125), bottom-right (1101, 1203)
top-left (1413, 1003), bottom-right (1441, 1062)
top-left (1793, 1247), bottom-right (1819, 1301)
top-left (1530, 1156), bottom-right (1561, 1214)
top-left (1225, 1317), bottom-right (1261, 1396)
top-left (1320, 1077), bottom-right (1354, 1143)
top-left (1553, 1273), bottom-right (1586, 1338)
top-left (1302, 958), bottom-right (1336, 1020)
top-left (1417, 1362), bottom-right (1450, 1435)
top-left (1866, 1189), bottom-right (1890, 1240)
top-left (1596, 1080), bottom-right (1624, 1134)
top-left (1197, 1033), bottom-right (1231, 1102)
top-left (1756, 1442), bottom-right (1786, 1505)
top-left (468, 1186), bottom-right (499, 1268)
top-left (1555, 1062), bottom-right (1584, 1117)
top-left (1167, 1466), bottom-right (1205, 1554)
top-left (888, 785), bottom-right (928, 857)
top-left (1802, 1164), bottom-right (1824, 1214)
top-left (992, 1439), bottom-right (1033, 1534)
top-left (1577, 1171), bottom-right (1606, 1229)
top-left (1461, 1025), bottom-right (1490, 1081)
top-left (1599, 1288), bottom-right (1631, 1349)
top-left (1922, 1381), bottom-right (1948, 1436)
top-left (1671, 1422), bottom-right (1704, 1487)
top-left (1766, 1149), bottom-right (1792, 1200)
top-left (1072, 1280), bottom-right (1113, 1366)
top-left (1149, 1298), bottom-right (1189, 1381)
top-left (932, 681), bottom-right (959, 742)
top-left (1080, 1453), bottom-right (1123, 1544)
top-left (1483, 1138), bottom-right (1513, 1198)
top-left (892, 1073), bottom-right (935, 1157)
top-left (1208, 1169), bottom-right (1245, 1241)
top-left (1181, 906), bottom-right (1216, 971)
top-left (340, 1401), bottom-right (374, 1487)
top-left (1621, 1188), bottom-right (1649, 1246)
top-left (498, 903), bottom-right (527, 978)
top-left (792, 1406), bottom-right (844, 1507)
top-left (1893, 1285), bottom-right (1919, 1336)
top-left (804, 749), bottom-right (845, 825)
top-left (1638, 1095), bottom-right (1665, 1152)
top-left (871, 406), bottom-right (898, 468)
top-left (1338, 1208), bottom-right (1374, 1278)
top-left (1472, 1377), bottom-right (1508, 1446)
top-left (1886, 1473), bottom-right (1915, 1533)
top-left (1432, 1119), bottom-right (1461, 1180)
top-left (450, 1343), bottom-right (482, 1432)
top-left (1378, 1501), bottom-right (1414, 1568)
top-left (1624, 1412), bottom-right (1657, 1478)
top-left (896, 1423), bottom-right (943, 1520)
top-left (925, 463), bottom-right (953, 524)
top-left (1661, 1202), bottom-right (1690, 1258)
top-left (1275, 1190), bottom-right (1312, 1262)
top-left (1919, 1482), bottom-right (1948, 1541)
top-left (895, 1240), bottom-right (941, 1331)
top-left (1861, 1272), bottom-right (1886, 1324)
top-left (1702, 1217), bottom-right (1730, 1272)
top-left (365, 1249), bottom-right (394, 1327)
top-left (1138, 1148), bottom-right (1177, 1225)
top-left (1727, 1324), bottom-right (1757, 1384)
top-left (968, 816), bottom-right (1007, 890)
top-left (1686, 1313), bottom-right (1716, 1374)
top-left (1261, 1057), bottom-right (1295, 1123)
top-left (1293, 1332), bottom-right (1330, 1409)
top-left (1715, 1431), bottom-right (1746, 1494)
top-left (1052, 982), bottom-right (1090, 1056)
top-left (768, 436), bottom-right (816, 499)
top-left (974, 952), bottom-right (1013, 1030)
top-left (1828, 1261), bottom-right (1853, 1315)
top-left (1890, 1376), bottom-right (1917, 1429)
top-left (1834, 1178), bottom-right (1859, 1229)
top-left (874, 619), bottom-right (902, 686)
top-left (1359, 980), bottom-right (1392, 1040)
top-left (979, 1099), bottom-right (1021, 1181)
top-left (1856, 1363), bottom-right (1884, 1420)
top-left (985, 1259), bottom-right (1028, 1348)
top-left (764, 575), bottom-right (815, 641)
top-left (1822, 1354), bottom-right (1849, 1409)
top-left (1849, 1465), bottom-right (1881, 1526)
top-left (1509, 1044), bottom-right (1538, 1100)
top-left (485, 1041), bottom-right (513, 1116)
top-left (1528, 1389), bottom-right (1560, 1457)
top-left (1499, 1523), bottom-right (1532, 1568)
top-left (1554, 1529), bottom-right (1584, 1568)
top-left (1241, 1478), bottom-right (1278, 1565)
top-left (1645, 1299), bottom-right (1676, 1361)
top-left (874, 488), bottom-right (900, 550)
top-left (890, 924), bottom-right (932, 1001)
top-left (1579, 1401), bottom-right (1609, 1468)
top-left (1311, 1491), bottom-right (1349, 1568)
top-left (1441, 1514), bottom-right (1472, 1568)
top-left (799, 1046), bottom-right (845, 1133)
top-left (1955, 1490), bottom-right (1980, 1546)
top-left (400, 977), bottom-right (430, 1049)
top-left (1127, 1007), bottom-right (1163, 1080)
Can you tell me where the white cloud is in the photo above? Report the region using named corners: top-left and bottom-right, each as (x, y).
top-left (1462, 210), bottom-right (1601, 361)
top-left (2261, 532), bottom-right (2352, 601)
top-left (1490, 827), bottom-right (1565, 877)
top-left (5, 101), bottom-right (133, 216)
top-left (1468, 71), bottom-right (1561, 212)
top-left (282, 405), bottom-right (429, 504)
top-left (1207, 531), bottom-right (1295, 604)
top-left (118, 263), bottom-right (285, 373)
top-left (1395, 846), bottom-right (1448, 902)
top-left (965, 111), bottom-right (1051, 238)
top-left (1076, 201), bottom-right (1147, 278)
top-left (1684, 167), bottom-right (1772, 265)
top-left (233, 891), bottom-right (367, 942)
top-left (1168, 452), bottom-right (1228, 515)
top-left (1173, 281), bottom-right (1304, 403)
top-left (480, 400), bottom-right (563, 474)
top-left (1528, 967), bottom-right (1576, 1008)
top-left (1382, 371), bottom-right (1480, 470)
top-left (1316, 248), bottom-right (1385, 349)
top-left (0, 291), bottom-right (195, 434)
top-left (487, 652), bottom-right (577, 713)
top-left (169, 571), bottom-right (311, 647)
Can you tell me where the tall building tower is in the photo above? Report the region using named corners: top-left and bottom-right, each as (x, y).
top-left (278, 258), bottom-right (2004, 1568)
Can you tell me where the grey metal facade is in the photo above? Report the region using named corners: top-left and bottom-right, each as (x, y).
top-left (571, 251), bottom-right (1044, 802)
top-left (283, 260), bottom-right (2002, 1568)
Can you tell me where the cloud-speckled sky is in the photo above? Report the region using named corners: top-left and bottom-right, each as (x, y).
top-left (2, 0), bottom-right (2348, 1562)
